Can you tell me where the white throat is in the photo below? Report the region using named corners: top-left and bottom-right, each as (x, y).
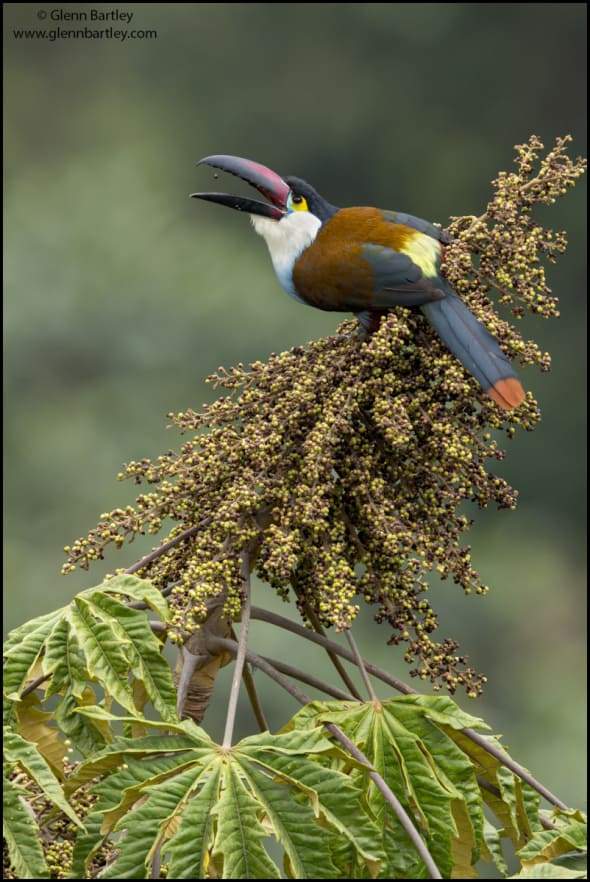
top-left (250, 212), bottom-right (322, 301)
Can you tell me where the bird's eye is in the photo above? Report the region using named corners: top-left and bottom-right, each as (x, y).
top-left (288, 192), bottom-right (309, 212)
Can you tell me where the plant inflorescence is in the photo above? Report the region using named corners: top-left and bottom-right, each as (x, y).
top-left (62, 136), bottom-right (585, 697)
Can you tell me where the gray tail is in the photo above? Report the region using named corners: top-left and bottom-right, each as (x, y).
top-left (421, 294), bottom-right (523, 407)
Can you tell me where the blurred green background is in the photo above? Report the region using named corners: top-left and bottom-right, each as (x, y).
top-left (4, 3), bottom-right (586, 809)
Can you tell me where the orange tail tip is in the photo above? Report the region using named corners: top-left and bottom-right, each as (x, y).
top-left (487, 377), bottom-right (526, 411)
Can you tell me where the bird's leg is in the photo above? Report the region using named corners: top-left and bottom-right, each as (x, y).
top-left (354, 310), bottom-right (388, 336)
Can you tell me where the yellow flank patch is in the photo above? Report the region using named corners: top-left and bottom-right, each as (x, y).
top-left (401, 234), bottom-right (440, 278)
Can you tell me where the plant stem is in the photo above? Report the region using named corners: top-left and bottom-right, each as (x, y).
top-left (124, 524), bottom-right (204, 575)
top-left (345, 630), bottom-right (377, 700)
top-left (222, 553), bottom-right (252, 748)
top-left (251, 606), bottom-right (414, 694)
top-left (19, 674), bottom-right (52, 698)
top-left (259, 655), bottom-right (356, 701)
top-left (241, 659), bottom-right (269, 732)
top-left (463, 727), bottom-right (569, 811)
top-left (291, 571), bottom-right (363, 700)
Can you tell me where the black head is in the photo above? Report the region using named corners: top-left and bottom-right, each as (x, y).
top-left (283, 176), bottom-right (339, 223)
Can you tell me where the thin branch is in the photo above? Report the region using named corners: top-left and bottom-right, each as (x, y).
top-left (222, 553), bottom-right (252, 748)
top-left (207, 634), bottom-right (354, 703)
top-left (230, 623), bottom-right (270, 732)
top-left (251, 606), bottom-right (414, 694)
top-left (241, 661), bottom-right (269, 732)
top-left (206, 636), bottom-right (309, 706)
top-left (344, 630), bottom-right (377, 700)
top-left (463, 727), bottom-right (569, 811)
top-left (19, 674), bottom-right (52, 699)
top-left (291, 571), bottom-right (363, 701)
top-left (124, 523), bottom-right (206, 575)
top-left (260, 655), bottom-right (356, 701)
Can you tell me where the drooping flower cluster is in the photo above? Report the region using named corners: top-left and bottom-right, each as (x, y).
top-left (63, 137), bottom-right (585, 696)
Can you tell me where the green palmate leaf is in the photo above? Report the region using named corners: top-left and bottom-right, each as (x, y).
top-left (379, 705), bottom-right (456, 874)
top-left (292, 697), bottom-right (485, 878)
top-left (3, 729), bottom-right (84, 829)
top-left (3, 578), bottom-right (173, 751)
top-left (284, 698), bottom-right (358, 732)
top-left (43, 616), bottom-right (88, 699)
top-left (520, 778), bottom-right (544, 834)
top-left (212, 763), bottom-right (282, 879)
top-left (70, 750), bottom-right (203, 877)
top-left (375, 705), bottom-right (458, 875)
top-left (550, 807), bottom-right (586, 834)
top-left (389, 700), bottom-right (485, 862)
top-left (2, 609), bottom-right (65, 657)
top-left (83, 590), bottom-right (177, 722)
top-left (311, 700), bottom-right (427, 819)
top-left (97, 573), bottom-right (171, 622)
top-left (67, 731), bottom-right (205, 792)
top-left (101, 763), bottom-right (210, 879)
top-left (433, 716), bottom-right (549, 861)
top-left (386, 694), bottom-right (491, 733)
top-left (245, 723), bottom-right (338, 751)
top-left (66, 597), bottom-right (136, 713)
top-left (517, 812), bottom-right (587, 866)
top-left (71, 704), bottom-right (209, 744)
top-left (547, 851), bottom-right (588, 874)
top-left (2, 775), bottom-right (49, 880)
top-left (395, 697), bottom-right (544, 866)
top-left (509, 865), bottom-right (587, 879)
top-left (71, 703), bottom-right (183, 728)
top-left (449, 797), bottom-right (480, 879)
top-left (129, 679), bottom-right (151, 737)
top-left (165, 765), bottom-right (221, 878)
top-left (3, 609), bottom-right (63, 702)
top-left (483, 783), bottom-right (526, 849)
top-left (99, 800), bottom-right (172, 878)
top-left (441, 726), bottom-right (504, 780)
top-left (376, 829), bottom-right (429, 880)
top-left (236, 756), bottom-right (340, 879)
top-left (290, 694), bottom-right (560, 879)
top-left (100, 752), bottom-right (207, 833)
top-left (54, 686), bottom-right (111, 757)
top-left (443, 727), bottom-right (528, 846)
top-left (238, 729), bottom-right (384, 874)
top-left (68, 726), bottom-right (385, 880)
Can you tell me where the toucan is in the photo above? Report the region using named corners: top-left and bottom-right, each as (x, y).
top-left (192, 154), bottom-right (525, 411)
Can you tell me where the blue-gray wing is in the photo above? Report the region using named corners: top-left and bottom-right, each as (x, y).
top-left (360, 243), bottom-right (447, 309)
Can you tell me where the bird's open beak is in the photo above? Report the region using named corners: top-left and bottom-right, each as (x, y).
top-left (191, 154), bottom-right (289, 220)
